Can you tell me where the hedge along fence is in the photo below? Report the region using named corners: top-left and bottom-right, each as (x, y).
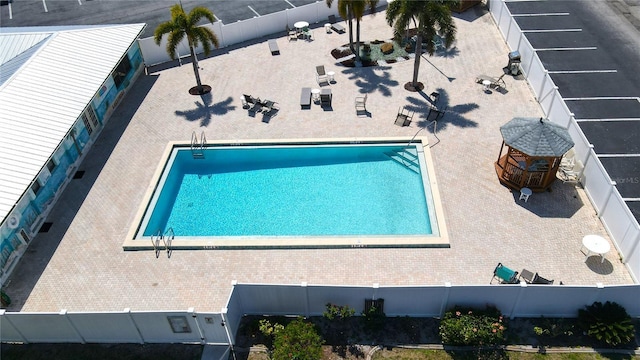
top-left (488, 0), bottom-right (640, 283)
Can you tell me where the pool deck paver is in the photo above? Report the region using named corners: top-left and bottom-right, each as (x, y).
top-left (3, 5), bottom-right (634, 313)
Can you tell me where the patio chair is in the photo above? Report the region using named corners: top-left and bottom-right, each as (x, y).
top-left (286, 25), bottom-right (297, 41)
top-left (316, 65), bottom-right (329, 85)
top-left (394, 106), bottom-right (413, 127)
top-left (532, 274), bottom-right (554, 285)
top-left (491, 262), bottom-right (519, 284)
top-left (559, 160), bottom-right (583, 184)
top-left (243, 94), bottom-right (261, 113)
top-left (355, 93), bottom-right (367, 112)
top-left (303, 26), bottom-right (312, 40)
top-left (560, 147), bottom-right (576, 171)
top-left (433, 35), bottom-right (445, 51)
top-left (328, 15), bottom-right (345, 33)
top-left (475, 73), bottom-right (507, 91)
top-left (261, 99), bottom-right (279, 114)
top-left (320, 88), bottom-right (332, 108)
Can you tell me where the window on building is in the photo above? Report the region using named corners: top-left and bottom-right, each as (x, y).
top-left (31, 180), bottom-right (42, 195)
top-left (81, 113), bottom-right (93, 136)
top-left (112, 55), bottom-right (132, 88)
top-left (46, 158), bottom-right (57, 173)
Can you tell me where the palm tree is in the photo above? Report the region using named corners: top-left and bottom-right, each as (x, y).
top-left (386, 0), bottom-right (457, 91)
top-left (154, 4), bottom-right (219, 95)
top-left (326, 0), bottom-right (378, 65)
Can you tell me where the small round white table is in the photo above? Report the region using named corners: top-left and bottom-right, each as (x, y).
top-left (311, 88), bottom-right (320, 102)
top-left (582, 235), bottom-right (610, 263)
top-left (519, 187), bottom-right (532, 202)
top-left (482, 80), bottom-right (491, 92)
top-left (294, 21), bottom-right (309, 30)
top-left (327, 71), bottom-right (335, 83)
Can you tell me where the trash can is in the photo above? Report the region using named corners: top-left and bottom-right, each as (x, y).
top-left (508, 50), bottom-right (521, 76)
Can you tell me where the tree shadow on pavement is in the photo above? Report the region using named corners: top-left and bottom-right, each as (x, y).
top-left (175, 92), bottom-right (235, 127)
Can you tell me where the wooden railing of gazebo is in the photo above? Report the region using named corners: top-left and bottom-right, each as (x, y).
top-left (495, 146), bottom-right (561, 192)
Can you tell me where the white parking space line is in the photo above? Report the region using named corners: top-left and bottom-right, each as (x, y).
top-left (512, 13), bottom-right (570, 17)
top-left (597, 154), bottom-right (640, 157)
top-left (549, 70), bottom-right (617, 74)
top-left (564, 97), bottom-right (640, 101)
top-left (623, 198), bottom-right (640, 201)
top-left (522, 29), bottom-right (582, 33)
top-left (248, 5), bottom-right (260, 17)
top-left (284, 0), bottom-right (295, 7)
top-left (42, 0), bottom-right (48, 12)
top-left (78, 0), bottom-right (82, 5)
top-left (535, 47), bottom-right (597, 51)
top-left (7, 2), bottom-right (13, 19)
top-left (577, 118), bottom-right (640, 122)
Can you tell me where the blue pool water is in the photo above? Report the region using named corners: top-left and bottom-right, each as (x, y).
top-left (140, 144), bottom-right (433, 237)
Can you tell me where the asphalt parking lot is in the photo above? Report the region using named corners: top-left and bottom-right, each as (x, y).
top-left (0, 0), bottom-right (316, 38)
top-left (506, 0), bottom-right (640, 221)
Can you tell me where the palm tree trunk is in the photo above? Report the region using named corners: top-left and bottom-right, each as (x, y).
top-left (347, 9), bottom-right (355, 57)
top-left (412, 33), bottom-right (422, 87)
top-left (189, 42), bottom-right (203, 94)
top-left (355, 19), bottom-right (361, 63)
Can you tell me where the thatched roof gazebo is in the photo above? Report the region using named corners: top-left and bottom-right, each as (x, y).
top-left (495, 117), bottom-right (574, 192)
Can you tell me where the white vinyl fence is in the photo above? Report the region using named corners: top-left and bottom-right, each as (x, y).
top-left (138, 0), bottom-right (368, 67)
top-left (226, 282), bottom-right (640, 322)
top-left (3, 281), bottom-right (640, 345)
top-left (0, 308), bottom-right (231, 345)
top-left (488, 0), bottom-right (640, 283)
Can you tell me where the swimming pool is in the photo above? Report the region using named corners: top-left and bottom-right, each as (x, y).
top-left (125, 138), bottom-right (447, 249)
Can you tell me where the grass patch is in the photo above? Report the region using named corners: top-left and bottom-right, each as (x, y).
top-left (372, 348), bottom-right (637, 360)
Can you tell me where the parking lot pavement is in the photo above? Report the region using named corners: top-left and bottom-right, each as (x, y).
top-left (0, 0), bottom-right (316, 38)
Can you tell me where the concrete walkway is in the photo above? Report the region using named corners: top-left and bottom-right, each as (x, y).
top-left (3, 4), bottom-right (633, 313)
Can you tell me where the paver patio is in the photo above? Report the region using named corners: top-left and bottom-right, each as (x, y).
top-left (3, 5), bottom-right (633, 313)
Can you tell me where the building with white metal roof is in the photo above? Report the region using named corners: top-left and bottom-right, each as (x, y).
top-left (0, 23), bottom-right (145, 284)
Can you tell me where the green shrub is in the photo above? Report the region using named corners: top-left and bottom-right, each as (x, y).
top-left (323, 303), bottom-right (355, 321)
top-left (362, 305), bottom-right (386, 333)
top-left (439, 306), bottom-right (507, 346)
top-left (533, 317), bottom-right (575, 339)
top-left (258, 318), bottom-right (284, 350)
top-left (577, 301), bottom-right (635, 347)
top-left (272, 317), bottom-right (323, 360)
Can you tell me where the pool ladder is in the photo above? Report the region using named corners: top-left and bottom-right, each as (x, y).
top-left (151, 227), bottom-right (174, 258)
top-left (385, 148), bottom-right (420, 174)
top-left (191, 131), bottom-right (206, 159)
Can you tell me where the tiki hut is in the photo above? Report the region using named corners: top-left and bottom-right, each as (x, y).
top-left (495, 117), bottom-right (574, 192)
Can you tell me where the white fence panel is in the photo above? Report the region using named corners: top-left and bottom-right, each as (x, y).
top-left (525, 55), bottom-right (546, 101)
top-left (447, 286), bottom-right (520, 317)
top-left (583, 158), bottom-right (613, 213)
top-left (4, 312), bottom-right (82, 343)
top-left (224, 289), bottom-right (245, 341)
top-left (235, 284), bottom-right (307, 315)
top-left (0, 312), bottom-right (25, 342)
top-left (375, 286), bottom-right (446, 317)
top-left (516, 35), bottom-right (535, 77)
top-left (547, 91), bottom-right (572, 125)
top-left (67, 311), bottom-right (141, 343)
top-left (254, 11), bottom-right (289, 39)
top-left (307, 285), bottom-right (373, 315)
top-left (130, 311), bottom-right (202, 343)
top-left (505, 19), bottom-right (521, 50)
top-left (222, 20), bottom-right (254, 48)
top-left (514, 286), bottom-right (596, 317)
top-left (587, 285), bottom-right (640, 314)
top-left (195, 313), bottom-right (228, 344)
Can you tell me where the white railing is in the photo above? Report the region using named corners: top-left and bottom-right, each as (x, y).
top-left (487, 0), bottom-right (640, 283)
